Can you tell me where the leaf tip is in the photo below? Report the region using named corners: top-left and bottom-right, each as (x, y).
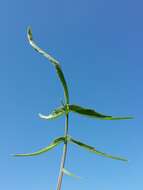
top-left (38, 113), bottom-right (43, 118)
top-left (38, 113), bottom-right (49, 120)
top-left (121, 158), bottom-right (128, 162)
top-left (62, 168), bottom-right (81, 179)
top-left (111, 116), bottom-right (134, 120)
top-left (122, 116), bottom-right (134, 120)
top-left (27, 26), bottom-right (33, 41)
top-left (10, 153), bottom-right (16, 157)
top-left (128, 116), bottom-right (134, 119)
top-left (13, 154), bottom-right (20, 157)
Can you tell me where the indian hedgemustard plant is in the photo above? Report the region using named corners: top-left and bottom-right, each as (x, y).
top-left (15, 27), bottom-right (133, 190)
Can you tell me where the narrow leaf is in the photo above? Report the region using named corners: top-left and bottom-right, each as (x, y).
top-left (69, 104), bottom-right (133, 120)
top-left (55, 64), bottom-right (69, 104)
top-left (39, 106), bottom-right (65, 120)
top-left (27, 27), bottom-right (69, 104)
top-left (69, 104), bottom-right (110, 119)
top-left (105, 116), bottom-right (133, 120)
top-left (70, 138), bottom-right (127, 162)
top-left (14, 137), bottom-right (65, 157)
top-left (63, 168), bottom-right (81, 179)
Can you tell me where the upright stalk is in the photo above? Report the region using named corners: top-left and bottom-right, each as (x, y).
top-left (22, 28), bottom-right (131, 190)
top-left (56, 113), bottom-right (69, 190)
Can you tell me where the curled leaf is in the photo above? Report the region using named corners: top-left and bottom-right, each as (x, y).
top-left (14, 136), bottom-right (65, 157)
top-left (39, 106), bottom-right (65, 120)
top-left (70, 138), bottom-right (127, 162)
top-left (69, 104), bottom-right (133, 120)
top-left (27, 27), bottom-right (69, 104)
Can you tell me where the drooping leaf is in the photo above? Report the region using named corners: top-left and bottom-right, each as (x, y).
top-left (62, 168), bottom-right (81, 179)
top-left (70, 138), bottom-right (127, 162)
top-left (27, 27), bottom-right (69, 104)
top-left (14, 137), bottom-right (65, 157)
top-left (69, 104), bottom-right (133, 120)
top-left (55, 64), bottom-right (69, 104)
top-left (39, 106), bottom-right (65, 120)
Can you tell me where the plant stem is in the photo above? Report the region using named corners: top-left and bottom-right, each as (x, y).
top-left (56, 113), bottom-right (69, 190)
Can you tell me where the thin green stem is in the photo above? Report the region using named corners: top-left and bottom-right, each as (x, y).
top-left (56, 113), bottom-right (69, 190)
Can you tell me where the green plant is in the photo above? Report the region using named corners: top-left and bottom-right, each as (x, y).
top-left (15, 27), bottom-right (133, 190)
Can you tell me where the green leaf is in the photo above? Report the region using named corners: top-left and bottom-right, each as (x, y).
top-left (69, 104), bottom-right (133, 120)
top-left (27, 27), bottom-right (69, 104)
top-left (55, 64), bottom-right (69, 104)
top-left (62, 168), bottom-right (81, 179)
top-left (70, 138), bottom-right (128, 162)
top-left (39, 106), bottom-right (65, 120)
top-left (14, 137), bottom-right (65, 157)
top-left (105, 116), bottom-right (134, 120)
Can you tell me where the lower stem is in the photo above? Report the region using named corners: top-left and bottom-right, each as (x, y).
top-left (56, 114), bottom-right (69, 190)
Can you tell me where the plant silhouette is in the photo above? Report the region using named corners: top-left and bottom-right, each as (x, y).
top-left (15, 27), bottom-right (133, 190)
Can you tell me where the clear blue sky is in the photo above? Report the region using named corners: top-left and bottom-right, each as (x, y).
top-left (1, 0), bottom-right (143, 189)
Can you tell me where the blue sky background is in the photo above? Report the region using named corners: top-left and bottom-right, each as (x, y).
top-left (1, 0), bottom-right (143, 189)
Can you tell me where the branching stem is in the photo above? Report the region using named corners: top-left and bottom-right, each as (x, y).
top-left (56, 112), bottom-right (69, 190)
